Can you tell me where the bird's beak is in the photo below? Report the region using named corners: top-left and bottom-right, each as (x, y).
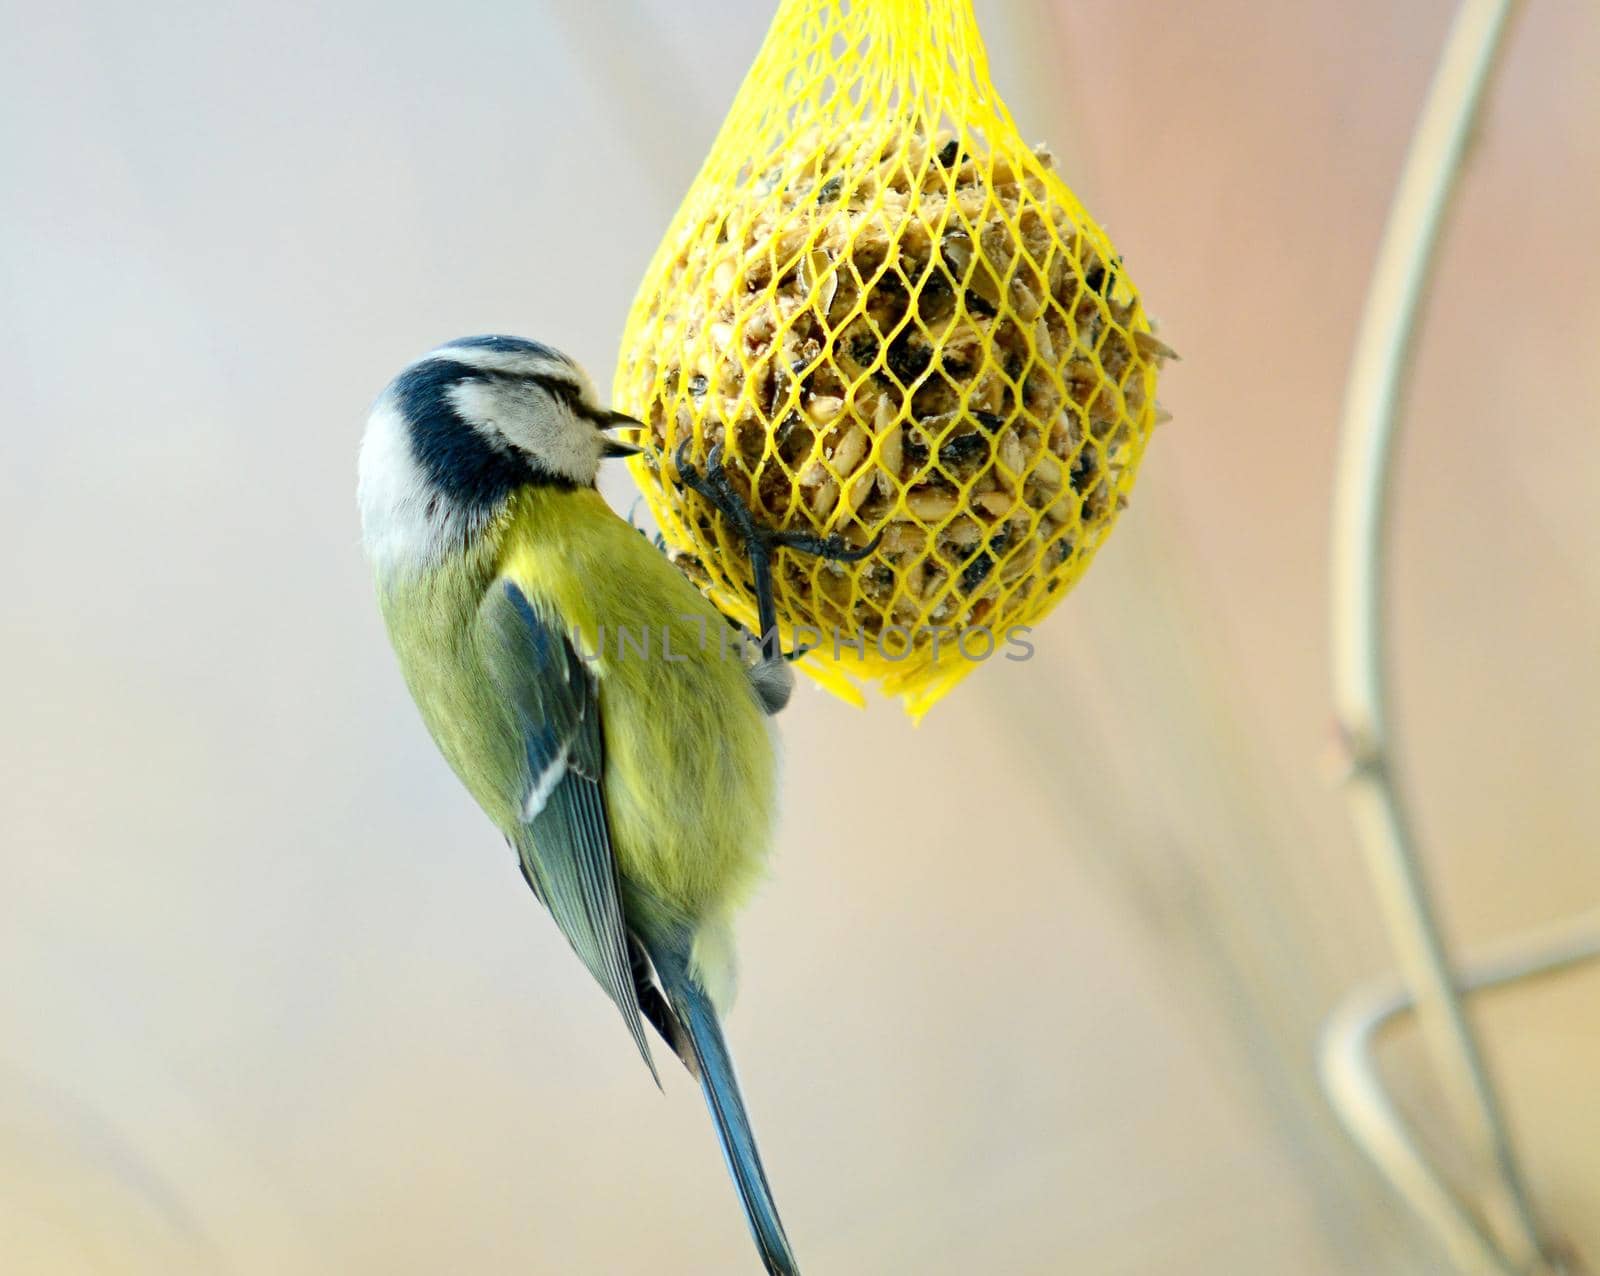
top-left (600, 411), bottom-right (644, 458)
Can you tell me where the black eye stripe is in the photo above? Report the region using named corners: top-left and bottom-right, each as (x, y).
top-left (527, 373), bottom-right (608, 425)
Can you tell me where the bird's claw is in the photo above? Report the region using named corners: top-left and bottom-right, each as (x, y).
top-left (766, 526), bottom-right (884, 564)
top-left (673, 440), bottom-right (757, 541)
top-left (670, 436), bottom-right (883, 666)
top-left (671, 438), bottom-right (880, 566)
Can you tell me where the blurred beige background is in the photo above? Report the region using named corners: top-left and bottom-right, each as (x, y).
top-left (1, 1), bottom-right (1596, 1272)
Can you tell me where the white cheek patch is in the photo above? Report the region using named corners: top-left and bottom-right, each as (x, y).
top-left (447, 379), bottom-right (600, 487)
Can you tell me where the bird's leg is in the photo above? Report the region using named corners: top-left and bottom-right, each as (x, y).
top-left (672, 440), bottom-right (878, 664)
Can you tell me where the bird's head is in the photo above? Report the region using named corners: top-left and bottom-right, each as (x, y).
top-left (360, 335), bottom-right (643, 566)
top-left (397, 334), bottom-right (640, 486)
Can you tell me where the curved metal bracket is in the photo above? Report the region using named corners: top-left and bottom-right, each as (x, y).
top-left (1320, 913), bottom-right (1600, 1274)
top-left (1325, 1), bottom-right (1596, 1271)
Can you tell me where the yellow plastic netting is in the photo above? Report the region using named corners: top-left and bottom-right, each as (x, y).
top-left (615, 0), bottom-right (1170, 720)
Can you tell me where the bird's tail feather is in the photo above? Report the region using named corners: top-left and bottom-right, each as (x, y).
top-left (652, 951), bottom-right (800, 1276)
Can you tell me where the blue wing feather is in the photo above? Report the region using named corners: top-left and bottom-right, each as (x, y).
top-left (478, 580), bottom-right (655, 1079)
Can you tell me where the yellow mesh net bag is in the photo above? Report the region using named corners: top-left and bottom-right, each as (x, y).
top-left (615, 0), bottom-right (1172, 720)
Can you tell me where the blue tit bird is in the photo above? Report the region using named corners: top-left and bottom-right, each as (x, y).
top-left (358, 335), bottom-right (866, 1275)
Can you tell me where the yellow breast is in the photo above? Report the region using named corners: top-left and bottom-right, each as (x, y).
top-left (496, 486), bottom-right (779, 926)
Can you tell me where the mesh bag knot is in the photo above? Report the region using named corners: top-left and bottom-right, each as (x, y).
top-left (616, 0), bottom-right (1172, 719)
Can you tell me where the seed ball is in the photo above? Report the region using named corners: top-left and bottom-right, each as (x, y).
top-left (619, 125), bottom-right (1172, 703)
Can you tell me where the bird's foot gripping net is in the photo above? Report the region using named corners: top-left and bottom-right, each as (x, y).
top-left (672, 439), bottom-right (879, 664)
